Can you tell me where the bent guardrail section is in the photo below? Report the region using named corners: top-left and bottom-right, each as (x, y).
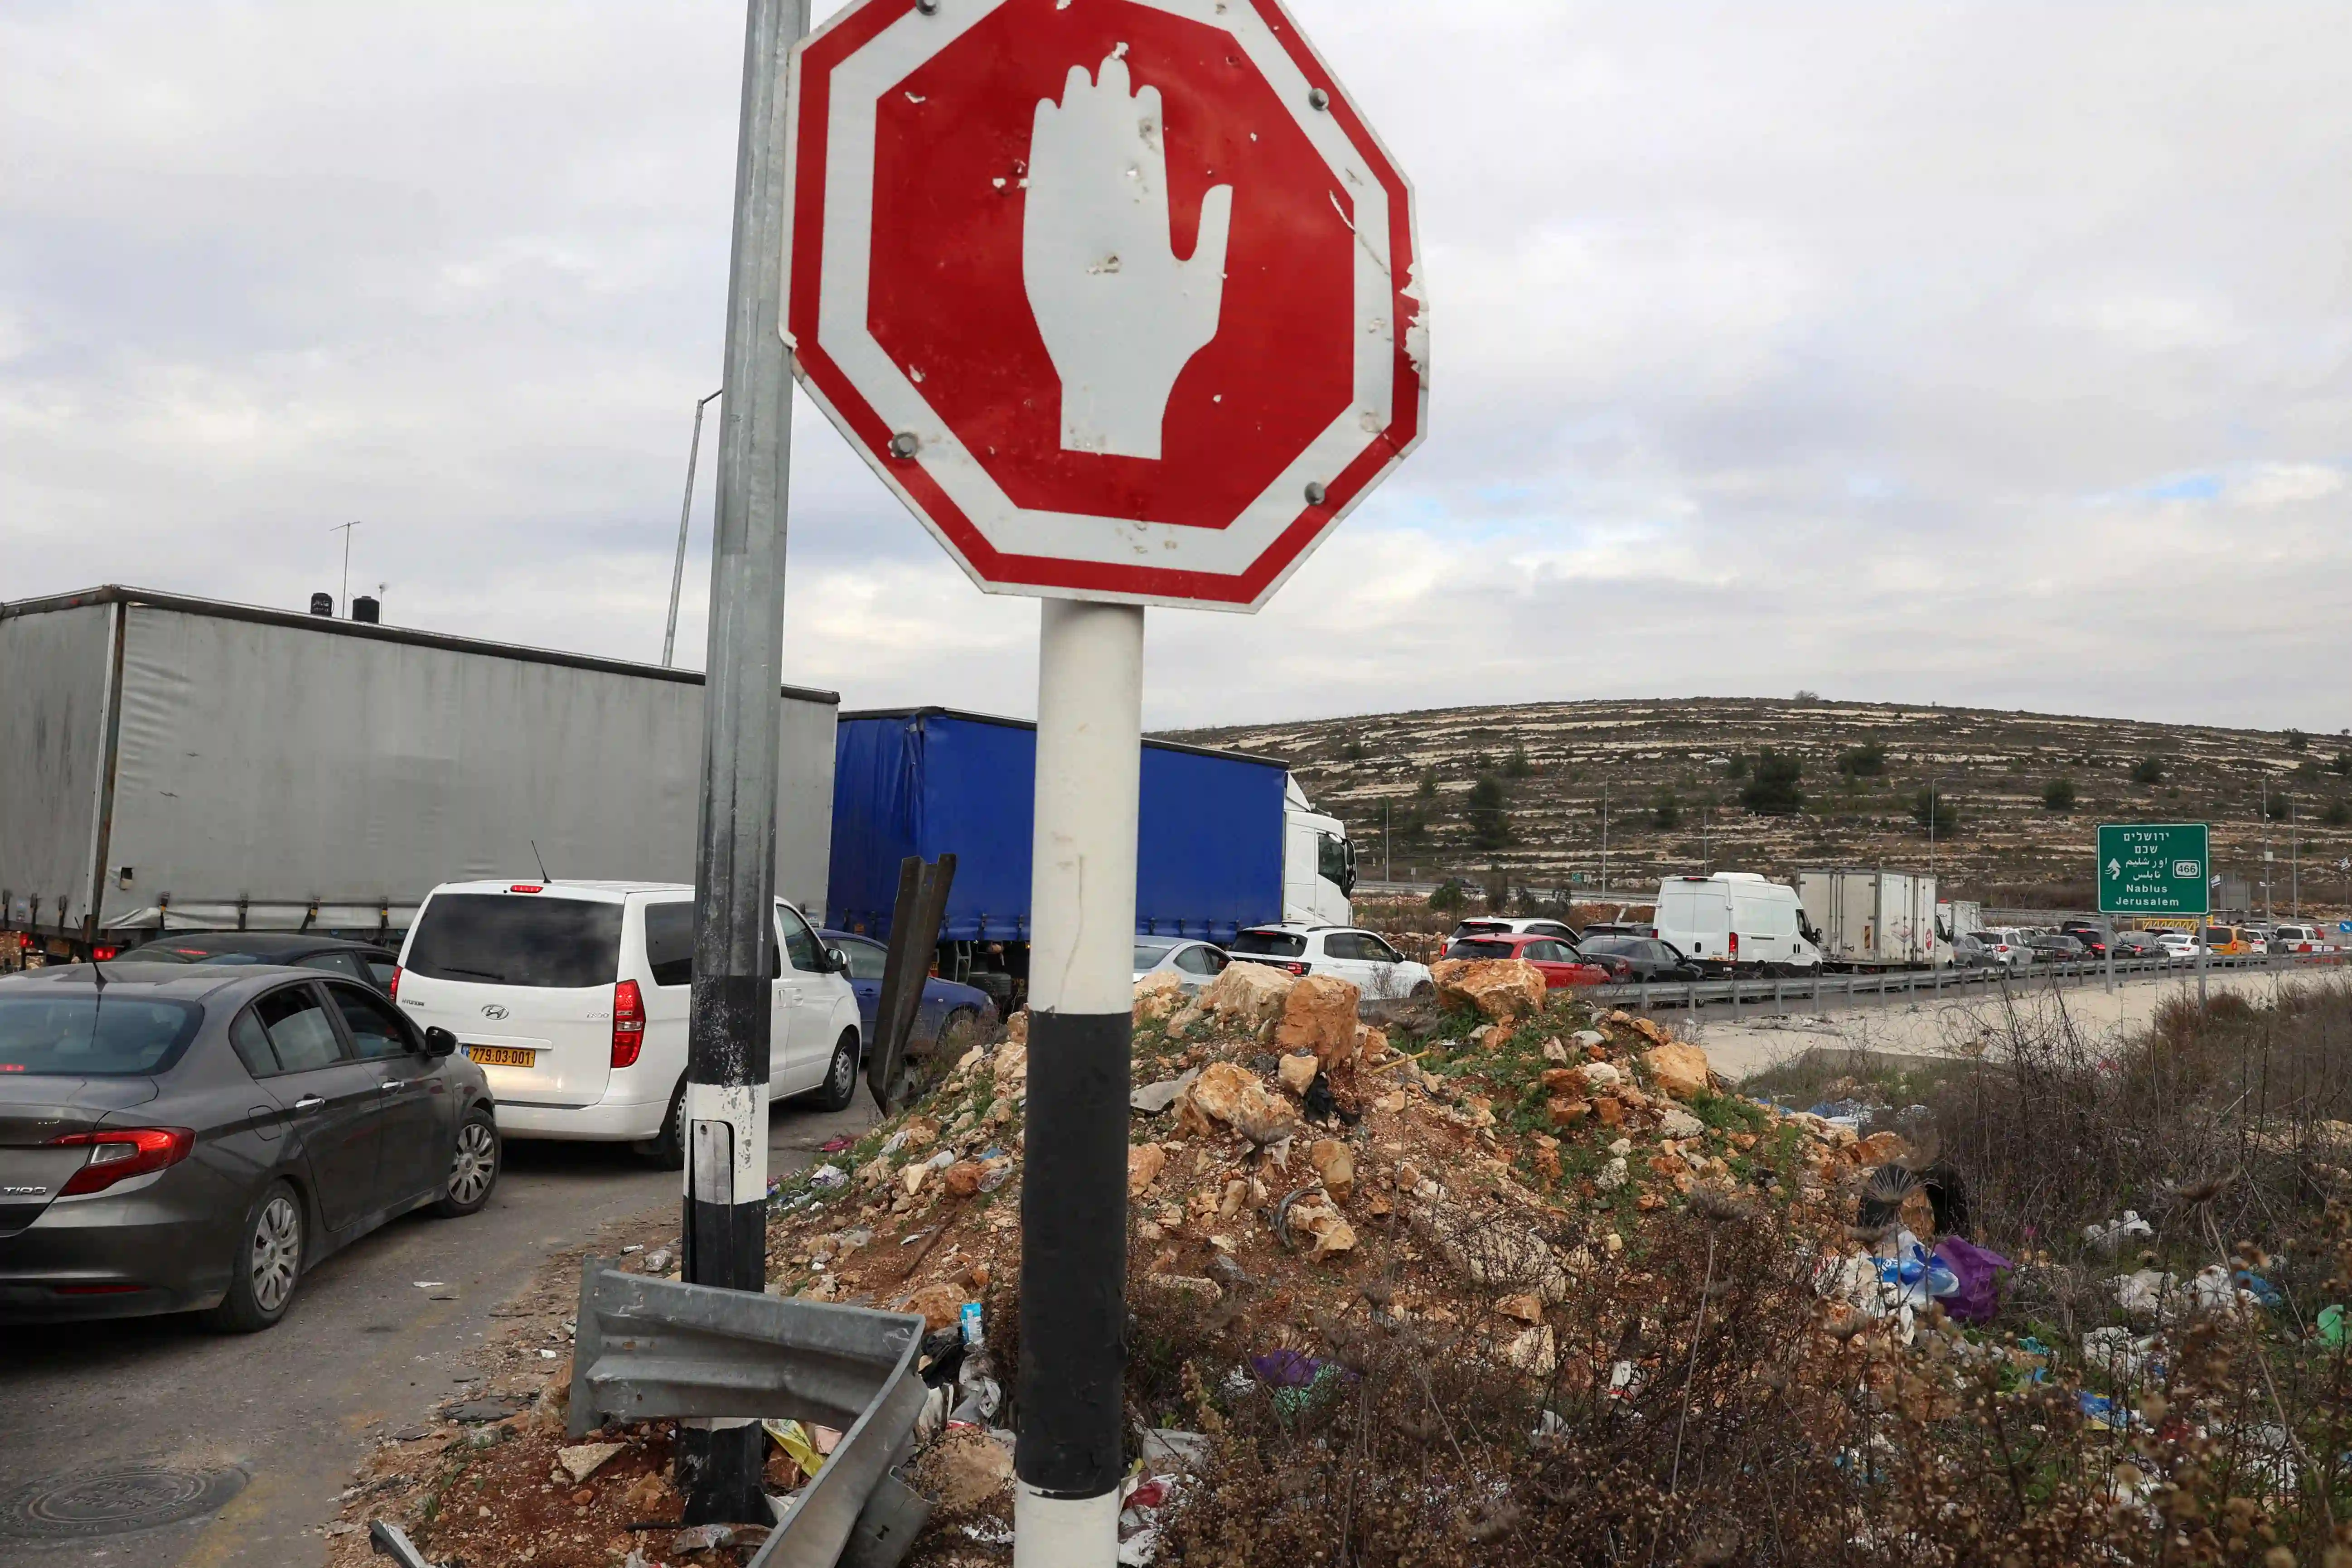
top-left (567, 1259), bottom-right (928, 1568)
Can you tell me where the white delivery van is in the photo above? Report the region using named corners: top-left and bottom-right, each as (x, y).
top-left (1651, 874), bottom-right (1823, 977)
top-left (393, 880), bottom-right (863, 1164)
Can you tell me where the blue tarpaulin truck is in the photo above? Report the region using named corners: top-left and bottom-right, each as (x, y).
top-left (827, 708), bottom-right (1355, 1011)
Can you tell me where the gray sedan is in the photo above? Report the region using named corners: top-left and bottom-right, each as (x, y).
top-left (0, 963), bottom-right (498, 1331)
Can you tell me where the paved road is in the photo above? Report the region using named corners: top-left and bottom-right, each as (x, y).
top-left (0, 1099), bottom-right (874, 1567)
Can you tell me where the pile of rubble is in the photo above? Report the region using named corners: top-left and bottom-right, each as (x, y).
top-left (323, 957), bottom-right (1905, 1566)
top-left (750, 955), bottom-right (1874, 1560)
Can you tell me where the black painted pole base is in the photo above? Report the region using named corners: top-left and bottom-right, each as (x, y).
top-left (1015, 1009), bottom-right (1131, 1503)
top-left (676, 1422), bottom-right (768, 1525)
top-left (683, 1193), bottom-right (767, 1292)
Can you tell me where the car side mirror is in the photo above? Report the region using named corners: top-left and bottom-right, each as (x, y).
top-left (824, 946), bottom-right (850, 974)
top-left (423, 1026), bottom-right (459, 1059)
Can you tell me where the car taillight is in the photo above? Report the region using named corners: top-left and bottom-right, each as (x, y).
top-left (612, 979), bottom-right (645, 1068)
top-left (49, 1128), bottom-right (194, 1197)
top-left (91, 946), bottom-right (120, 962)
top-left (1284, 962), bottom-right (1309, 976)
top-left (1728, 932), bottom-right (1740, 961)
top-left (509, 884), bottom-right (543, 894)
top-left (388, 965), bottom-right (402, 1000)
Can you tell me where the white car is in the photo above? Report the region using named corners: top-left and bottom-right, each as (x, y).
top-left (1972, 930), bottom-right (2035, 973)
top-left (1133, 937), bottom-right (1230, 994)
top-left (1227, 924), bottom-right (1433, 999)
top-left (1447, 916), bottom-right (1582, 944)
top-left (392, 880), bottom-right (864, 1164)
top-left (2154, 931), bottom-right (2208, 964)
top-left (2270, 923), bottom-right (2335, 955)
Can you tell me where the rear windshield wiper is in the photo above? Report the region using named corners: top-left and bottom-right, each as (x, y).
top-left (429, 964), bottom-right (507, 982)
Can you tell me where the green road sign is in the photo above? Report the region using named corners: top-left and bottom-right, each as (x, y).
top-left (2098, 823), bottom-right (2211, 917)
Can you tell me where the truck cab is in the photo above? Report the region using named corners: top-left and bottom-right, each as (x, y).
top-left (1282, 777), bottom-right (1355, 926)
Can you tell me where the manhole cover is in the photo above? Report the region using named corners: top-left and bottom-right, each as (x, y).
top-left (0, 1464), bottom-right (247, 1540)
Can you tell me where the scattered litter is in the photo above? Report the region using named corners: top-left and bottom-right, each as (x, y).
top-left (671, 1523), bottom-right (735, 1551)
top-left (412, 1281), bottom-right (445, 1289)
top-left (2320, 1304), bottom-right (2344, 1346)
top-left (821, 1134), bottom-right (855, 1152)
top-left (1132, 1068), bottom-right (1199, 1115)
top-left (809, 1163), bottom-right (848, 1191)
top-left (619, 1244), bottom-right (644, 1256)
top-left (1930, 1237), bottom-right (2013, 1324)
top-left (2233, 1269), bottom-right (2283, 1308)
top-left (764, 1418), bottom-right (827, 1481)
top-left (2084, 1211), bottom-right (2154, 1253)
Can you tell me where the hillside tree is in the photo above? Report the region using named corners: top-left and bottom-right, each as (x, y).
top-left (1741, 750), bottom-right (1805, 815)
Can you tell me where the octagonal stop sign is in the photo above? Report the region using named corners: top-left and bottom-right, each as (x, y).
top-left (786, 0), bottom-right (1425, 610)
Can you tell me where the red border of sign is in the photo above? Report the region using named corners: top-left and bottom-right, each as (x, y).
top-left (785, 0), bottom-right (1424, 610)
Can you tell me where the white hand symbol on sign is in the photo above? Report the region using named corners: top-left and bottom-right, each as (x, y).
top-left (1023, 51), bottom-right (1233, 460)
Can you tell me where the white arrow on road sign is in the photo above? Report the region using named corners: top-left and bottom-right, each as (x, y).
top-left (2106, 858), bottom-right (2122, 879)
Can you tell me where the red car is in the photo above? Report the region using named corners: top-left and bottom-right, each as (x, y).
top-left (1443, 933), bottom-right (1617, 987)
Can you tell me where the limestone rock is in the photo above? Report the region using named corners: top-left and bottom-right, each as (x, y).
top-left (1128, 1143), bottom-right (1167, 1196)
top-left (1133, 971), bottom-right (1187, 1023)
top-left (1657, 1107), bottom-right (1705, 1139)
top-left (901, 1281), bottom-right (968, 1332)
top-left (1545, 1096), bottom-right (1590, 1129)
top-left (1430, 958), bottom-right (1546, 1023)
top-left (993, 1041), bottom-right (1028, 1087)
top-left (1506, 1324), bottom-right (1558, 1375)
top-left (557, 1441), bottom-right (624, 1484)
top-left (1202, 961), bottom-right (1296, 1024)
top-left (1308, 1138), bottom-right (1355, 1202)
top-left (943, 1159), bottom-right (987, 1198)
top-left (1275, 975), bottom-right (1361, 1070)
top-left (1577, 1061), bottom-right (1623, 1091)
top-left (1411, 1200), bottom-right (1570, 1303)
top-left (1641, 1040), bottom-right (1713, 1101)
top-left (1278, 1053), bottom-right (1321, 1096)
top-left (1286, 1193), bottom-right (1355, 1254)
top-left (1175, 1061), bottom-right (1292, 1142)
top-left (1849, 1131), bottom-right (1912, 1166)
top-left (1495, 1292), bottom-right (1544, 1324)
top-left (1004, 1010), bottom-right (1030, 1046)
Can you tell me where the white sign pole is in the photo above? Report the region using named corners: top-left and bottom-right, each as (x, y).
top-left (1016, 598), bottom-right (1145, 1566)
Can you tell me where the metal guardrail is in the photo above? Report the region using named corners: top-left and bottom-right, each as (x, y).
top-left (567, 1259), bottom-right (929, 1568)
top-left (1590, 950), bottom-right (2348, 1017)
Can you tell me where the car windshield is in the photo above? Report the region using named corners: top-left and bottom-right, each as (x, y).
top-left (0, 995), bottom-right (203, 1076)
top-left (1579, 937), bottom-right (1637, 956)
top-left (404, 894), bottom-right (624, 988)
top-left (1133, 940), bottom-right (1181, 967)
top-left (1449, 939), bottom-right (1515, 959)
top-left (1231, 930), bottom-right (1307, 958)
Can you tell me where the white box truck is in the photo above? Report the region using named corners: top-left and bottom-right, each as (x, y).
top-left (0, 586), bottom-right (840, 958)
top-left (1937, 898), bottom-right (1983, 960)
top-left (1797, 869), bottom-right (1941, 969)
top-left (1651, 873), bottom-right (1824, 977)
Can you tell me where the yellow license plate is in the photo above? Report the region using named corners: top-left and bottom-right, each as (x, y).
top-left (465, 1045), bottom-right (537, 1068)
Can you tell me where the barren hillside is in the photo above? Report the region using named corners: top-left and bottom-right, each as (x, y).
top-left (1162, 697), bottom-right (2352, 916)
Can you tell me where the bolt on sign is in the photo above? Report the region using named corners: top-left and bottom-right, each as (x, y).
top-left (784, 0), bottom-right (1427, 609)
top-left (2098, 823), bottom-right (2212, 918)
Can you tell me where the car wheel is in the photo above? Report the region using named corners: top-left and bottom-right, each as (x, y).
top-left (936, 1007), bottom-right (983, 1060)
top-left (432, 1108), bottom-right (500, 1218)
top-left (636, 1078), bottom-right (688, 1169)
top-left (203, 1180), bottom-right (305, 1333)
top-left (1409, 981), bottom-right (1435, 1000)
top-left (806, 1030), bottom-right (861, 1113)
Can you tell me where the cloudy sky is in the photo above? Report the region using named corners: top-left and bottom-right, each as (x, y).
top-left (5, 1), bottom-right (2347, 732)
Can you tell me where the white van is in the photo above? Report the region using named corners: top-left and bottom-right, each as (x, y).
top-left (392, 880), bottom-right (863, 1163)
top-left (1651, 874), bottom-right (1823, 977)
